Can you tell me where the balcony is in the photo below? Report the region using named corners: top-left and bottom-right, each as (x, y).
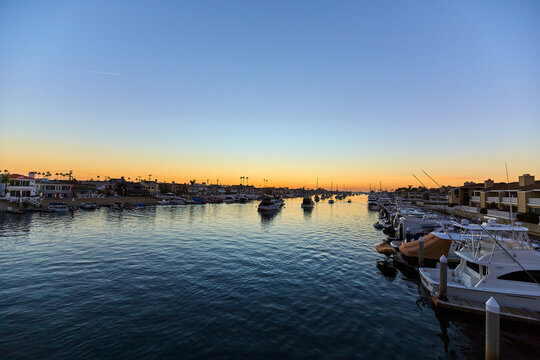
top-left (487, 197), bottom-right (499, 203)
top-left (471, 196), bottom-right (480, 202)
top-left (501, 197), bottom-right (517, 205)
top-left (528, 198), bottom-right (540, 207)
top-left (487, 209), bottom-right (516, 220)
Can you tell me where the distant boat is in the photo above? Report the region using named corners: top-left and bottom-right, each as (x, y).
top-left (223, 195), bottom-right (236, 203)
top-left (80, 202), bottom-right (98, 210)
top-left (328, 199), bottom-right (334, 204)
top-left (258, 197), bottom-right (281, 212)
top-left (301, 197), bottom-right (314, 209)
top-left (314, 195), bottom-right (320, 202)
top-left (347, 199), bottom-right (351, 203)
top-left (48, 202), bottom-right (69, 212)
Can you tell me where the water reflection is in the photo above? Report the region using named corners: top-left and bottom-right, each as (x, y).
top-left (0, 196), bottom-right (538, 360)
top-left (302, 207), bottom-right (313, 220)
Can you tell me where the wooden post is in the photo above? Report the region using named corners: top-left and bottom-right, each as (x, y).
top-left (406, 227), bottom-right (411, 242)
top-left (418, 236), bottom-right (424, 266)
top-left (439, 255), bottom-right (447, 300)
top-left (485, 297), bottom-right (500, 360)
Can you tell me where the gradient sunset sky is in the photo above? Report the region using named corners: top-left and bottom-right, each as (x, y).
top-left (1, 1), bottom-right (539, 190)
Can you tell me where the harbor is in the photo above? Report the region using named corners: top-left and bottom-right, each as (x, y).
top-left (2, 1), bottom-right (539, 358)
top-left (1, 193), bottom-right (539, 359)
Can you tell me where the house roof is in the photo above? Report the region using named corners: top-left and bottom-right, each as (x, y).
top-left (485, 180), bottom-right (540, 191)
top-left (9, 174), bottom-right (34, 180)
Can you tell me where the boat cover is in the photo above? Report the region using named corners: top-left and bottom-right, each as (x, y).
top-left (399, 233), bottom-right (451, 259)
top-left (376, 242), bottom-right (397, 255)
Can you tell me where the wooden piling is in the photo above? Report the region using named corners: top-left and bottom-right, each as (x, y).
top-left (485, 297), bottom-right (500, 360)
top-left (439, 255), bottom-right (447, 300)
top-left (418, 236), bottom-right (424, 266)
top-left (406, 227), bottom-right (411, 242)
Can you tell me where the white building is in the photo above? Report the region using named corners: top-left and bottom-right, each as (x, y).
top-left (3, 174), bottom-right (37, 201)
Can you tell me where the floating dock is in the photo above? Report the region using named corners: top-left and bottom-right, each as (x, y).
top-left (431, 296), bottom-right (540, 325)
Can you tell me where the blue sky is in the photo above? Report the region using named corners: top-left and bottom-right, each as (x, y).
top-left (1, 1), bottom-right (539, 188)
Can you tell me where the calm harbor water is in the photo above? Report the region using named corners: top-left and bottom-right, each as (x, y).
top-left (1, 196), bottom-right (538, 359)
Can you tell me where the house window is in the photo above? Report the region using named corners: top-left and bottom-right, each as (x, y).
top-left (498, 270), bottom-right (540, 283)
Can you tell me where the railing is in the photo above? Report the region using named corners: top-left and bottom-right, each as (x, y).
top-left (528, 198), bottom-right (540, 206)
top-left (487, 209), bottom-right (516, 220)
top-left (487, 197), bottom-right (499, 203)
top-left (471, 196), bottom-right (480, 202)
top-left (501, 197), bottom-right (517, 205)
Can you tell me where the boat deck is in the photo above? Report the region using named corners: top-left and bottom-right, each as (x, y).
top-left (431, 296), bottom-right (540, 325)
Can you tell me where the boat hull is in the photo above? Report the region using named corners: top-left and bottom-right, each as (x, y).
top-left (419, 268), bottom-right (540, 312)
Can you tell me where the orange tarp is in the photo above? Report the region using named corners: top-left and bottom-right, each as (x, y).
top-left (399, 233), bottom-right (451, 260)
top-left (376, 242), bottom-right (397, 255)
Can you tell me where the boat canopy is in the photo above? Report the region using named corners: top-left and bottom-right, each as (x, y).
top-left (399, 233), bottom-right (452, 260)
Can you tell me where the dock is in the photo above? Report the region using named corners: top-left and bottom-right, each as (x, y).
top-left (431, 295), bottom-right (540, 325)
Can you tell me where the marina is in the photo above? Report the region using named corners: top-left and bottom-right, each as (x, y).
top-left (1, 195), bottom-right (539, 359)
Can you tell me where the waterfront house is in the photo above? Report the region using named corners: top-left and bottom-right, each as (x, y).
top-left (36, 179), bottom-right (73, 199)
top-left (75, 184), bottom-right (99, 198)
top-left (3, 174), bottom-right (37, 201)
top-left (140, 181), bottom-right (160, 196)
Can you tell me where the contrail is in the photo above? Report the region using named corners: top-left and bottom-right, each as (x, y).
top-left (88, 70), bottom-right (122, 77)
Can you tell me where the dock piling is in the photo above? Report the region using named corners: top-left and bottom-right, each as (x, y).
top-left (418, 236), bottom-right (424, 266)
top-left (439, 255), bottom-right (447, 300)
top-left (406, 227), bottom-right (411, 242)
top-left (485, 297), bottom-right (500, 360)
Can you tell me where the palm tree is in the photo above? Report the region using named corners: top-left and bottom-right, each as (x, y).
top-left (246, 177), bottom-right (249, 186)
top-left (0, 172), bottom-right (9, 197)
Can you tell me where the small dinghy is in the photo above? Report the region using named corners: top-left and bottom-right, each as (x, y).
top-left (373, 222), bottom-right (384, 229)
top-left (390, 240), bottom-right (402, 251)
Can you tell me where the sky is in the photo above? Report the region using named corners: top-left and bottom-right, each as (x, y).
top-left (1, 1), bottom-right (539, 190)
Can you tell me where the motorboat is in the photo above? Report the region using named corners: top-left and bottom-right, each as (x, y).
top-left (373, 222), bottom-right (384, 230)
top-left (80, 202), bottom-right (98, 210)
top-left (420, 220), bottom-right (540, 311)
top-left (48, 202), bottom-right (69, 212)
top-left (223, 195), bottom-right (236, 203)
top-left (301, 197), bottom-right (314, 209)
top-left (157, 199), bottom-right (169, 205)
top-left (258, 197), bottom-right (282, 212)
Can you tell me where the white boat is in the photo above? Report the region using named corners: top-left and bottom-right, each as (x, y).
top-left (420, 221), bottom-right (540, 311)
top-left (301, 197), bottom-right (314, 209)
top-left (157, 199), bottom-right (169, 205)
top-left (258, 197), bottom-right (282, 212)
top-left (48, 202), bottom-right (69, 212)
top-left (80, 202), bottom-right (98, 210)
top-left (223, 195), bottom-right (236, 203)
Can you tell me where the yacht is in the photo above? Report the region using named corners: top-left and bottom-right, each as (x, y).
top-left (258, 197), bottom-right (282, 212)
top-left (48, 202), bottom-right (69, 212)
top-left (301, 197), bottom-right (314, 209)
top-left (420, 221), bottom-right (540, 311)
